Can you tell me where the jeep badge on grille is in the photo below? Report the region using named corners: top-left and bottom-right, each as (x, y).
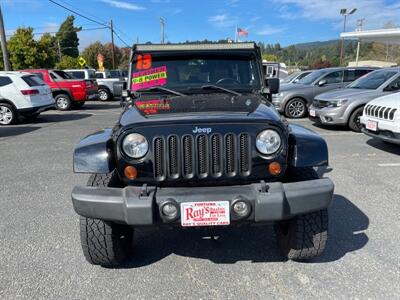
top-left (192, 126), bottom-right (212, 134)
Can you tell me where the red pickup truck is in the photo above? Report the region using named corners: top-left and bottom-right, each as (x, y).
top-left (20, 69), bottom-right (98, 110)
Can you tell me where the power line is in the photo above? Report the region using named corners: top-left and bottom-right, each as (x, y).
top-left (48, 0), bottom-right (107, 27)
top-left (57, 0), bottom-right (108, 25)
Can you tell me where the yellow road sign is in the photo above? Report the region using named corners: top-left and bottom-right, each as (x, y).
top-left (78, 57), bottom-right (86, 67)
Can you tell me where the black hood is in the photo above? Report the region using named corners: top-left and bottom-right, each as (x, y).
top-left (119, 93), bottom-right (281, 127)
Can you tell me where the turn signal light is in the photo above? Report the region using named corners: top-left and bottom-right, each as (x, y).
top-left (124, 166), bottom-right (137, 180)
top-left (268, 162), bottom-right (282, 176)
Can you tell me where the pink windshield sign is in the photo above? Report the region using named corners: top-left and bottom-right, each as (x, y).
top-left (131, 66), bottom-right (167, 90)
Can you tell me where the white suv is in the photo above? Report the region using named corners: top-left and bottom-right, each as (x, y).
top-left (360, 93), bottom-right (400, 144)
top-left (0, 72), bottom-right (54, 125)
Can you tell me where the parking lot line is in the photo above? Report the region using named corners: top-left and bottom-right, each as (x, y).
top-left (377, 163), bottom-right (400, 167)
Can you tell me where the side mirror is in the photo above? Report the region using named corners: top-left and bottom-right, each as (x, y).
top-left (293, 78), bottom-right (299, 83)
top-left (318, 79), bottom-right (327, 86)
top-left (265, 77), bottom-right (280, 94)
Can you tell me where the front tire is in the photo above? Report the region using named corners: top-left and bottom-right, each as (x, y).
top-left (276, 166), bottom-right (329, 260)
top-left (80, 173), bottom-right (133, 266)
top-left (55, 94), bottom-right (72, 111)
top-left (285, 98), bottom-right (307, 118)
top-left (348, 106), bottom-right (364, 132)
top-left (275, 209), bottom-right (328, 261)
top-left (0, 103), bottom-right (17, 125)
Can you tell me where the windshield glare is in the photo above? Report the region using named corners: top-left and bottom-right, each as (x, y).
top-left (131, 54), bottom-right (261, 92)
top-left (298, 69), bottom-right (327, 85)
top-left (281, 72), bottom-right (299, 83)
top-left (348, 70), bottom-right (397, 90)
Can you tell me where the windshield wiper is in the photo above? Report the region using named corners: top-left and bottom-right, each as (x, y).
top-left (201, 85), bottom-right (242, 96)
top-left (140, 86), bottom-right (186, 96)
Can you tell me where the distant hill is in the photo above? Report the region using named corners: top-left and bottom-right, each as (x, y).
top-left (287, 39), bottom-right (341, 50)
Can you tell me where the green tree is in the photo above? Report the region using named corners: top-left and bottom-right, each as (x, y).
top-left (7, 27), bottom-right (45, 69)
top-left (55, 55), bottom-right (79, 69)
top-left (37, 33), bottom-right (58, 68)
top-left (56, 15), bottom-right (81, 58)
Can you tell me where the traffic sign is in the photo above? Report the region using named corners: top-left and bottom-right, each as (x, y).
top-left (78, 56), bottom-right (86, 67)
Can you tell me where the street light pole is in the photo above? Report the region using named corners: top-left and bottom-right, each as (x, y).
top-left (339, 8), bottom-right (357, 66)
top-left (160, 17), bottom-right (165, 44)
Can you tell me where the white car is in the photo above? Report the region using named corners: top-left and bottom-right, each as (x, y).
top-left (0, 71), bottom-right (54, 125)
top-left (360, 93), bottom-right (400, 144)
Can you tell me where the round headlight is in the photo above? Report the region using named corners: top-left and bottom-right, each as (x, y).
top-left (122, 133), bottom-right (149, 159)
top-left (256, 130), bottom-right (281, 155)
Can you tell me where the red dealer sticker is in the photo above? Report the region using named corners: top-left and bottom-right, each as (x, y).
top-left (181, 201), bottom-right (230, 227)
top-left (135, 99), bottom-right (170, 115)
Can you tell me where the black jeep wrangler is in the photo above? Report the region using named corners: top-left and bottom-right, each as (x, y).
top-left (72, 43), bottom-right (334, 266)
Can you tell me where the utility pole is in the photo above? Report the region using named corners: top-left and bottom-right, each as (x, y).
top-left (160, 17), bottom-right (165, 44)
top-left (0, 4), bottom-right (11, 71)
top-left (110, 20), bottom-right (115, 69)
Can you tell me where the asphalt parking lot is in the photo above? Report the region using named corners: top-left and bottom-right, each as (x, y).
top-left (0, 101), bottom-right (399, 299)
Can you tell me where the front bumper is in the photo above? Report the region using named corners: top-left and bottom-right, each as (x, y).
top-left (71, 179), bottom-right (334, 225)
top-left (361, 127), bottom-right (400, 144)
top-left (308, 105), bottom-right (347, 125)
top-left (271, 96), bottom-right (284, 112)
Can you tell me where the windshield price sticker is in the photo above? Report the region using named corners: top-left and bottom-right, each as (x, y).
top-left (135, 99), bottom-right (170, 114)
top-left (181, 201), bottom-right (230, 227)
top-left (131, 66), bottom-right (167, 90)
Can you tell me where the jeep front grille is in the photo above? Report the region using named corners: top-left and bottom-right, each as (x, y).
top-left (365, 105), bottom-right (397, 121)
top-left (153, 133), bottom-right (251, 181)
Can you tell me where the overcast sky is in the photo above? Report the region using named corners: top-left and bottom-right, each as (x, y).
top-left (3, 0), bottom-right (400, 49)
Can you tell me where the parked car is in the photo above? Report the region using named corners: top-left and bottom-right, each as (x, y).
top-left (360, 93), bottom-right (400, 144)
top-left (280, 70), bottom-right (312, 84)
top-left (21, 69), bottom-right (98, 110)
top-left (309, 68), bottom-right (400, 132)
top-left (272, 67), bottom-right (377, 118)
top-left (71, 42), bottom-right (334, 266)
top-left (95, 70), bottom-right (126, 101)
top-left (0, 71), bottom-right (54, 125)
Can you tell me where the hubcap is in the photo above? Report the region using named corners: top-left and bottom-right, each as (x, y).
top-left (56, 97), bottom-right (68, 109)
top-left (288, 100), bottom-right (305, 117)
top-left (99, 90), bottom-right (108, 101)
top-left (0, 106), bottom-right (13, 125)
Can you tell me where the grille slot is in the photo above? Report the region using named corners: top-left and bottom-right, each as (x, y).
top-left (182, 135), bottom-right (194, 178)
top-left (168, 135), bottom-right (179, 178)
top-left (153, 132), bottom-right (252, 181)
top-left (153, 137), bottom-right (165, 180)
top-left (365, 104), bottom-right (397, 121)
top-left (225, 134), bottom-right (236, 176)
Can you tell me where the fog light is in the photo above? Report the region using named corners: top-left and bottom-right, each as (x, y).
top-left (268, 162), bottom-right (282, 176)
top-left (161, 202), bottom-right (178, 219)
top-left (124, 166), bottom-right (137, 180)
top-left (232, 200), bottom-right (250, 217)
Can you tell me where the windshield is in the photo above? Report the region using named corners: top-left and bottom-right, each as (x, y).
top-left (348, 70), bottom-right (398, 90)
top-left (131, 53), bottom-right (261, 92)
top-left (109, 70), bottom-right (121, 78)
top-left (298, 69), bottom-right (327, 85)
top-left (281, 72), bottom-right (299, 83)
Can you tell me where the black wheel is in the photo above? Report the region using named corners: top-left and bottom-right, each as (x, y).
top-left (54, 94), bottom-right (72, 111)
top-left (276, 166), bottom-right (328, 260)
top-left (285, 98), bottom-right (307, 118)
top-left (80, 172), bottom-right (133, 266)
top-left (0, 103), bottom-right (17, 125)
top-left (98, 88), bottom-right (112, 101)
top-left (348, 106), bottom-right (364, 132)
top-left (73, 101), bottom-right (85, 109)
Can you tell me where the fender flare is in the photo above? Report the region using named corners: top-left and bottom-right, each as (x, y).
top-left (73, 129), bottom-right (116, 173)
top-left (52, 89), bottom-right (73, 100)
top-left (288, 124), bottom-right (329, 167)
top-left (0, 98), bottom-right (18, 111)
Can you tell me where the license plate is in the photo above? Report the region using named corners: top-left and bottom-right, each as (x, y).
top-left (181, 201), bottom-right (230, 227)
top-left (309, 109), bottom-right (316, 117)
top-left (366, 120), bottom-right (378, 131)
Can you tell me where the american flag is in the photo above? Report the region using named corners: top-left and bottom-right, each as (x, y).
top-left (237, 27), bottom-right (248, 36)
